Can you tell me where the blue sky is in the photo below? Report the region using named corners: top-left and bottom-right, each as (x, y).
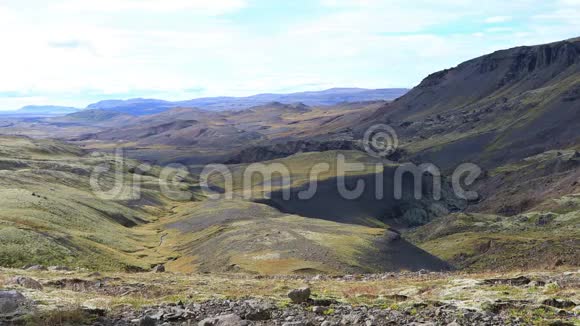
top-left (0, 0), bottom-right (579, 110)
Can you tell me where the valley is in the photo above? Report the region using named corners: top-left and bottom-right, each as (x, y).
top-left (0, 38), bottom-right (579, 325)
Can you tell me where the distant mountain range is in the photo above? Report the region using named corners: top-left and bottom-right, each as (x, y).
top-left (86, 88), bottom-right (409, 115)
top-left (0, 105), bottom-right (80, 116)
top-left (0, 88), bottom-right (408, 117)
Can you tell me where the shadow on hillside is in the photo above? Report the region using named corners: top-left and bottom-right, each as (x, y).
top-left (255, 167), bottom-right (455, 228)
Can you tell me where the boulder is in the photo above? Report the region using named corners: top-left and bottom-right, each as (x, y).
top-left (139, 315), bottom-right (156, 326)
top-left (198, 314), bottom-right (249, 326)
top-left (25, 265), bottom-right (47, 271)
top-left (9, 276), bottom-right (43, 290)
top-left (152, 265), bottom-right (165, 273)
top-left (244, 300), bottom-right (273, 320)
top-left (0, 291), bottom-right (27, 316)
top-left (288, 287), bottom-right (311, 304)
top-left (81, 298), bottom-right (108, 315)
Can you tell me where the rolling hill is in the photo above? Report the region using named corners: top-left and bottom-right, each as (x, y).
top-left (0, 37), bottom-right (578, 275)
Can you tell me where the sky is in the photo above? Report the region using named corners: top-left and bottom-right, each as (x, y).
top-left (0, 0), bottom-right (579, 110)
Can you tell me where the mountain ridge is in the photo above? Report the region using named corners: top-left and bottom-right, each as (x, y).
top-left (85, 88), bottom-right (408, 114)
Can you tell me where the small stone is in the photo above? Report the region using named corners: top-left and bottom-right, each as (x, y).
top-left (313, 306), bottom-right (325, 314)
top-left (288, 287), bottom-right (311, 304)
top-left (312, 274), bottom-right (323, 281)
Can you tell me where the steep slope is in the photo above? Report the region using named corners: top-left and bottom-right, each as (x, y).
top-left (405, 148), bottom-right (580, 270)
top-left (346, 37), bottom-right (580, 271)
top-left (361, 37), bottom-right (580, 170)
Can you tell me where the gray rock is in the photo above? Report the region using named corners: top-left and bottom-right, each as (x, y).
top-left (25, 265), bottom-right (47, 271)
top-left (139, 315), bottom-right (157, 326)
top-left (0, 290), bottom-right (27, 316)
top-left (9, 276), bottom-right (43, 290)
top-left (81, 299), bottom-right (108, 315)
top-left (244, 300), bottom-right (273, 320)
top-left (152, 265), bottom-right (166, 273)
top-left (48, 266), bottom-right (71, 271)
top-left (312, 306), bottom-right (325, 314)
top-left (288, 287), bottom-right (311, 304)
top-left (198, 314), bottom-right (248, 326)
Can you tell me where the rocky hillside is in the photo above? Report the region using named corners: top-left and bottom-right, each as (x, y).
top-left (349, 37), bottom-right (580, 271)
top-left (361, 37), bottom-right (580, 170)
top-left (0, 268), bottom-right (577, 325)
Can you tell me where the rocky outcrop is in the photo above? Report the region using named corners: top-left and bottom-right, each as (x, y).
top-left (224, 140), bottom-right (360, 164)
top-left (9, 276), bottom-right (43, 290)
top-left (0, 291), bottom-right (28, 319)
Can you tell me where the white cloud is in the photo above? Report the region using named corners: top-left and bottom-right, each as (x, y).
top-left (53, 0), bottom-right (247, 14)
top-left (486, 27), bottom-right (514, 33)
top-left (0, 0), bottom-right (579, 109)
top-left (484, 16), bottom-right (512, 23)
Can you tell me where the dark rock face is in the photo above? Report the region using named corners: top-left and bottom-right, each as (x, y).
top-left (483, 276), bottom-right (531, 286)
top-left (497, 41), bottom-right (580, 87)
top-left (542, 299), bottom-right (576, 309)
top-left (360, 37), bottom-right (580, 170)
